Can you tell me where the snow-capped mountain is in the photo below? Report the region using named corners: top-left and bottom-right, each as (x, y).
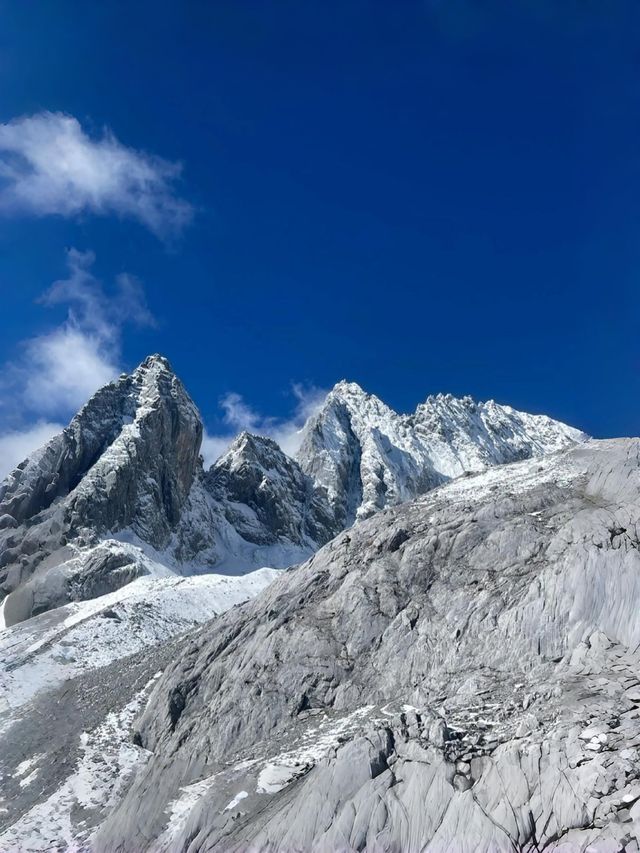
top-left (0, 356), bottom-right (587, 626)
top-left (7, 353), bottom-right (640, 852)
top-left (296, 379), bottom-right (587, 526)
top-left (0, 357), bottom-right (332, 625)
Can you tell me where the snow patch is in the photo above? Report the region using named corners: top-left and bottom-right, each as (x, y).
top-left (0, 675), bottom-right (160, 850)
top-left (224, 790), bottom-right (249, 810)
top-left (0, 566), bottom-right (279, 711)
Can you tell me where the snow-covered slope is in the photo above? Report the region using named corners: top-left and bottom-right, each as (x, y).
top-left (0, 565), bottom-right (277, 714)
top-left (0, 565), bottom-right (277, 849)
top-left (297, 380), bottom-right (587, 525)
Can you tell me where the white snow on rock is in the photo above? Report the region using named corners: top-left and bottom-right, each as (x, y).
top-left (224, 790), bottom-right (248, 810)
top-left (0, 565), bottom-right (278, 712)
top-left (256, 765), bottom-right (300, 794)
top-left (0, 676), bottom-right (161, 851)
top-left (160, 773), bottom-right (223, 846)
top-left (297, 380), bottom-right (587, 525)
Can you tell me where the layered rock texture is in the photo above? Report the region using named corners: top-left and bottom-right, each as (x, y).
top-left (91, 439), bottom-right (640, 851)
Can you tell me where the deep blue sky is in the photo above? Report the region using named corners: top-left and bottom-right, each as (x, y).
top-left (0, 1), bottom-right (639, 442)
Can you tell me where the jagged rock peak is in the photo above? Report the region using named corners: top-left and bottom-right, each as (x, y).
top-left (0, 355), bottom-right (205, 622)
top-left (296, 381), bottom-right (588, 526)
top-left (137, 352), bottom-right (173, 371)
top-left (218, 431), bottom-right (284, 466)
top-left (206, 430), bottom-right (337, 550)
top-left (326, 379), bottom-right (395, 415)
top-left (0, 353), bottom-right (202, 526)
top-left (329, 379), bottom-right (370, 399)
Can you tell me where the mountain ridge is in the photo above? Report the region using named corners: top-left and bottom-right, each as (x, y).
top-left (296, 375), bottom-right (586, 526)
top-left (0, 354), bottom-right (587, 625)
top-left (7, 356), bottom-right (640, 851)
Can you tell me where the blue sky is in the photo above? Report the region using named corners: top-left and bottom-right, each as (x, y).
top-left (0, 1), bottom-right (638, 473)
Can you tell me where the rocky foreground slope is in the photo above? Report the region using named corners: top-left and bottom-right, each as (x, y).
top-left (3, 437), bottom-right (640, 850)
top-left (0, 355), bottom-right (584, 625)
top-left (89, 438), bottom-right (640, 851)
top-left (0, 566), bottom-right (277, 849)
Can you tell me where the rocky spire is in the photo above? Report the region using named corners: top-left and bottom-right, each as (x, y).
top-left (0, 354), bottom-right (203, 622)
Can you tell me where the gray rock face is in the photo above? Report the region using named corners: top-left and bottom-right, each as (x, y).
top-left (1, 360), bottom-right (585, 626)
top-left (205, 432), bottom-right (337, 548)
top-left (0, 355), bottom-right (203, 622)
top-left (297, 380), bottom-right (587, 527)
top-left (0, 358), bottom-right (335, 623)
top-left (92, 438), bottom-right (640, 851)
top-left (0, 354), bottom-right (201, 534)
top-left (153, 432), bottom-right (337, 576)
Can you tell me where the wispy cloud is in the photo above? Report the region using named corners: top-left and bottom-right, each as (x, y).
top-left (0, 421), bottom-right (65, 479)
top-left (0, 112), bottom-right (193, 238)
top-left (0, 249), bottom-right (155, 478)
top-left (201, 384), bottom-right (327, 467)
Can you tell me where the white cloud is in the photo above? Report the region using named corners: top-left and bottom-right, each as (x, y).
top-left (200, 431), bottom-right (235, 469)
top-left (15, 248), bottom-right (154, 416)
top-left (0, 112), bottom-right (193, 237)
top-left (219, 392), bottom-right (262, 433)
top-left (0, 249), bottom-right (155, 478)
top-left (0, 421), bottom-right (64, 480)
top-left (39, 247), bottom-right (155, 348)
top-left (272, 384), bottom-right (328, 457)
top-left (202, 384), bottom-right (328, 466)
top-left (22, 325), bottom-right (119, 415)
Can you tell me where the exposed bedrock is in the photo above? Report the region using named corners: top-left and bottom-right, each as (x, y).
top-left (95, 439), bottom-right (640, 851)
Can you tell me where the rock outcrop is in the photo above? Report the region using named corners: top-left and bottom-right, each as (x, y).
top-left (167, 433), bottom-right (339, 574)
top-left (205, 432), bottom-right (337, 550)
top-left (91, 438), bottom-right (640, 851)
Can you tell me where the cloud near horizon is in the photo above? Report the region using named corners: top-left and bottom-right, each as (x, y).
top-left (0, 421), bottom-right (66, 480)
top-left (0, 112), bottom-right (193, 238)
top-left (0, 249), bottom-right (155, 478)
top-left (201, 384), bottom-right (328, 468)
